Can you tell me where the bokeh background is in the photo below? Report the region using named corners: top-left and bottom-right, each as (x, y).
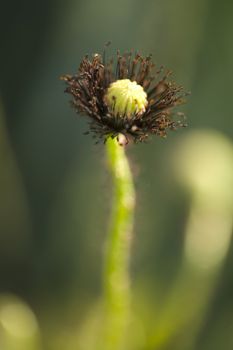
top-left (0, 0), bottom-right (233, 349)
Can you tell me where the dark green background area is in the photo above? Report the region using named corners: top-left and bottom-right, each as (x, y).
top-left (0, 1), bottom-right (233, 349)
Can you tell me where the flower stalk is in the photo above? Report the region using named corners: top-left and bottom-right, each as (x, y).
top-left (103, 136), bottom-right (135, 350)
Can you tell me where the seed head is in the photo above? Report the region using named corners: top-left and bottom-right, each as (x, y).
top-left (105, 79), bottom-right (148, 117)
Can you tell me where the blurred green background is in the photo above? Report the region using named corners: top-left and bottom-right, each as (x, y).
top-left (0, 0), bottom-right (233, 349)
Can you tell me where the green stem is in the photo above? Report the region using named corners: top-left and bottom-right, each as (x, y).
top-left (103, 136), bottom-right (135, 350)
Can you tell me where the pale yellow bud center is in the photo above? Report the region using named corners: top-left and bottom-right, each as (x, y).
top-left (105, 79), bottom-right (148, 117)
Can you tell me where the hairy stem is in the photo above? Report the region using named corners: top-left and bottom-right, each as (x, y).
top-left (103, 136), bottom-right (135, 350)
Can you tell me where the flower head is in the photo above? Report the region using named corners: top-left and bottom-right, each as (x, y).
top-left (61, 45), bottom-right (188, 145)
